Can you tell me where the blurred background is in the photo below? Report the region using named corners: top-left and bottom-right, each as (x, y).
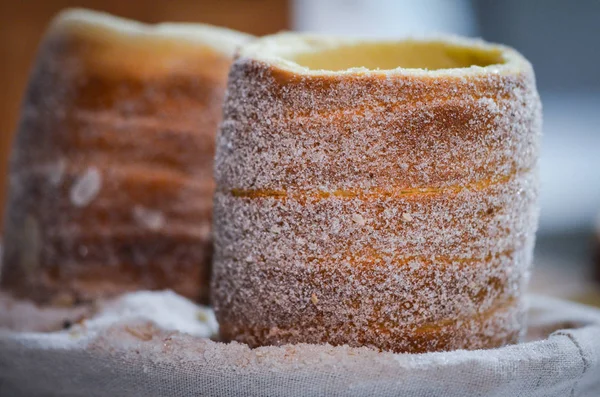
top-left (0, 0), bottom-right (598, 304)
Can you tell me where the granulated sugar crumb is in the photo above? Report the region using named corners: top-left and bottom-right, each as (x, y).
top-left (133, 206), bottom-right (166, 231)
top-left (196, 310), bottom-right (209, 323)
top-left (270, 225), bottom-right (281, 234)
top-left (311, 293), bottom-right (319, 305)
top-left (352, 214), bottom-right (366, 226)
top-left (70, 167), bottom-right (102, 207)
top-left (84, 291), bottom-right (217, 338)
top-left (47, 159), bottom-right (66, 186)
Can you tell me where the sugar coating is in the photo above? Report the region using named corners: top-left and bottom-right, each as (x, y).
top-left (0, 289), bottom-right (217, 338)
top-left (83, 290), bottom-right (217, 338)
top-left (70, 166), bottom-right (102, 207)
top-left (212, 35), bottom-right (542, 353)
top-left (133, 206), bottom-right (166, 231)
top-left (216, 65), bottom-right (540, 192)
top-left (47, 159), bottom-right (66, 186)
top-left (0, 10), bottom-right (252, 305)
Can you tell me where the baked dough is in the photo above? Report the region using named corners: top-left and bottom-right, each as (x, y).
top-left (0, 9), bottom-right (252, 305)
top-left (212, 33), bottom-right (542, 353)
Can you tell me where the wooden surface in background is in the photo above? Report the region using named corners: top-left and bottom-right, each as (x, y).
top-left (0, 0), bottom-right (289, 229)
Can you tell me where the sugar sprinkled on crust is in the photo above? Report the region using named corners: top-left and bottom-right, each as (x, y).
top-left (0, 8), bottom-right (252, 304)
top-left (212, 34), bottom-right (541, 353)
top-left (69, 167), bottom-right (102, 208)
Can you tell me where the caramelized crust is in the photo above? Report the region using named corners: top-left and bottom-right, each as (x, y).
top-left (212, 34), bottom-right (542, 352)
top-left (0, 9), bottom-right (252, 305)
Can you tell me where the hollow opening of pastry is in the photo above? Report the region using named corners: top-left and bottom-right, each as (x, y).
top-left (289, 41), bottom-right (504, 71)
top-left (240, 35), bottom-right (525, 76)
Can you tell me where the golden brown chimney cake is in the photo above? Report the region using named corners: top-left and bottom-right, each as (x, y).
top-left (212, 33), bottom-right (541, 353)
top-left (1, 9), bottom-right (252, 305)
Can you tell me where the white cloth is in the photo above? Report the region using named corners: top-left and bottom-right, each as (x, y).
top-left (0, 291), bottom-right (599, 397)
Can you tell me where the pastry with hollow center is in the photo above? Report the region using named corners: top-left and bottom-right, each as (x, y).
top-left (212, 33), bottom-right (542, 353)
top-left (0, 9), bottom-right (252, 305)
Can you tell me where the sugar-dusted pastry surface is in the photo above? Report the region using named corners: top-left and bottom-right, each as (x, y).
top-left (0, 9), bottom-right (252, 305)
top-left (212, 34), bottom-right (542, 353)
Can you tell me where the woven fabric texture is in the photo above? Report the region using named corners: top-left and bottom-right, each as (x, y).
top-left (0, 292), bottom-right (599, 397)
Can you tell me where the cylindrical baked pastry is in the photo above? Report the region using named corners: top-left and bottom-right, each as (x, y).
top-left (0, 9), bottom-right (252, 305)
top-left (212, 34), bottom-right (542, 353)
